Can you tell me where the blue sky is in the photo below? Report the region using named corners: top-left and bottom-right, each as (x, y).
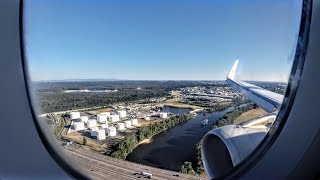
top-left (25, 0), bottom-right (302, 81)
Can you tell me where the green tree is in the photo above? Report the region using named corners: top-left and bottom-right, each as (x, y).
top-left (82, 137), bottom-right (87, 146)
top-left (180, 161), bottom-right (195, 175)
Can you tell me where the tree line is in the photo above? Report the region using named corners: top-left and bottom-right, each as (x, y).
top-left (35, 89), bottom-right (167, 113)
top-left (203, 103), bottom-right (233, 113)
top-left (212, 104), bottom-right (256, 129)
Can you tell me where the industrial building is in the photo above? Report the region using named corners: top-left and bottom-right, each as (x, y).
top-left (109, 115), bottom-right (120, 122)
top-left (73, 122), bottom-right (85, 131)
top-left (87, 119), bottom-right (97, 128)
top-left (159, 112), bottom-right (168, 119)
top-left (70, 112), bottom-right (80, 119)
top-left (117, 110), bottom-right (127, 118)
top-left (107, 127), bottom-right (117, 137)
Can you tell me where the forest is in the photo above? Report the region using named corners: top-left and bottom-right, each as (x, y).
top-left (212, 103), bottom-right (257, 129)
top-left (31, 80), bottom-right (229, 113)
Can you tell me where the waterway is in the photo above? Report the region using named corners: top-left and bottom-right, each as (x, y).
top-left (126, 106), bottom-right (235, 171)
top-left (160, 106), bottom-right (192, 114)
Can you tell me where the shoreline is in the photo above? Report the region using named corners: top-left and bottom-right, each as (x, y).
top-left (138, 135), bottom-right (155, 145)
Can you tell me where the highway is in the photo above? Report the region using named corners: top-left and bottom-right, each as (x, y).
top-left (64, 148), bottom-right (203, 180)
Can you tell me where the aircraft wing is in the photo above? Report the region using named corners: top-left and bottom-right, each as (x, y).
top-left (226, 60), bottom-right (284, 113)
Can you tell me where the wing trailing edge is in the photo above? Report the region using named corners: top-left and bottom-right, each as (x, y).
top-left (226, 60), bottom-right (284, 113)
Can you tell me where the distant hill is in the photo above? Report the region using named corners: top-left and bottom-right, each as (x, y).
top-left (38, 78), bottom-right (125, 82)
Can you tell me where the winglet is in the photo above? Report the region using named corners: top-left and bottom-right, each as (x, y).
top-left (227, 60), bottom-right (239, 80)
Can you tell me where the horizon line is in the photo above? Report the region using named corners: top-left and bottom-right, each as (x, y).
top-left (32, 79), bottom-right (288, 83)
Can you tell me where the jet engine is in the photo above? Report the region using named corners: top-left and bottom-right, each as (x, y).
top-left (201, 115), bottom-right (276, 179)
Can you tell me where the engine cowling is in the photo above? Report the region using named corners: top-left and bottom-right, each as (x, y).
top-left (201, 125), bottom-right (268, 179)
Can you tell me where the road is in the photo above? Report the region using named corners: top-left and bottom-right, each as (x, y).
top-left (51, 114), bottom-right (61, 132)
top-left (64, 148), bottom-right (203, 180)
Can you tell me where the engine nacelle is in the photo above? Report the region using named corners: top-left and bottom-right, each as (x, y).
top-left (201, 125), bottom-right (268, 179)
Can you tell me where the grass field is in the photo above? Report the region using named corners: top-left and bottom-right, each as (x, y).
top-left (89, 107), bottom-right (113, 115)
top-left (233, 107), bottom-right (268, 124)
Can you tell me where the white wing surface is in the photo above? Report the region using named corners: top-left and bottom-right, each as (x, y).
top-left (226, 60), bottom-right (284, 113)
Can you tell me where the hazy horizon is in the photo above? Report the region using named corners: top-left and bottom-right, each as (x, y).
top-left (32, 78), bottom-right (288, 83)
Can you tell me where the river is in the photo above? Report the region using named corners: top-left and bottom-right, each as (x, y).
top-left (126, 106), bottom-right (235, 171)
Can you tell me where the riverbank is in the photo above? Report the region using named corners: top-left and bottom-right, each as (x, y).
top-left (138, 135), bottom-right (154, 145)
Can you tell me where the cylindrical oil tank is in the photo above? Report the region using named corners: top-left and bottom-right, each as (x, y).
top-left (159, 112), bottom-right (168, 119)
top-left (80, 116), bottom-right (88, 123)
top-left (117, 123), bottom-right (125, 130)
top-left (90, 127), bottom-right (99, 136)
top-left (131, 119), bottom-right (138, 126)
top-left (109, 115), bottom-right (120, 122)
top-left (96, 129), bottom-right (106, 140)
top-left (73, 122), bottom-right (85, 131)
top-left (87, 119), bottom-right (97, 128)
top-left (70, 112), bottom-right (80, 119)
top-left (108, 127), bottom-right (117, 136)
top-left (101, 124), bottom-right (109, 130)
top-left (117, 110), bottom-right (127, 118)
top-left (97, 114), bottom-right (108, 123)
top-left (124, 120), bottom-right (132, 128)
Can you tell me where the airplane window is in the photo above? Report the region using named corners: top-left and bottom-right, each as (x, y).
top-left (24, 0), bottom-right (303, 179)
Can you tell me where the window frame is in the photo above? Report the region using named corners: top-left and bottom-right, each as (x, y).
top-left (19, 0), bottom-right (313, 179)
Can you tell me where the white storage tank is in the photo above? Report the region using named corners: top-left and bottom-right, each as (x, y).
top-left (87, 119), bottom-right (97, 128)
top-left (160, 112), bottom-right (168, 119)
top-left (117, 123), bottom-right (125, 130)
top-left (70, 112), bottom-right (80, 119)
top-left (100, 124), bottom-right (109, 130)
top-left (80, 116), bottom-right (88, 123)
top-left (96, 129), bottom-right (106, 140)
top-left (131, 119), bottom-right (138, 126)
top-left (90, 127), bottom-right (99, 136)
top-left (97, 114), bottom-right (108, 123)
top-left (124, 120), bottom-right (132, 128)
top-left (109, 115), bottom-right (120, 122)
top-left (107, 127), bottom-right (117, 137)
top-left (117, 110), bottom-right (127, 118)
top-left (145, 117), bottom-right (150, 121)
top-left (73, 122), bottom-right (85, 131)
